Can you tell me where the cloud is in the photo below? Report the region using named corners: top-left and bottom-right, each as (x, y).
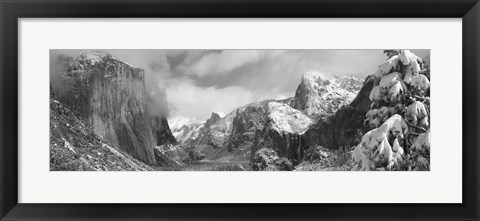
top-left (187, 50), bottom-right (285, 77)
top-left (165, 79), bottom-right (268, 120)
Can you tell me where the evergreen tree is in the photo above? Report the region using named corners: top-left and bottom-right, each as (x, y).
top-left (352, 50), bottom-right (430, 171)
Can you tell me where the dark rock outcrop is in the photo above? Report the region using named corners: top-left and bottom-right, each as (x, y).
top-left (302, 75), bottom-right (375, 149)
top-left (250, 148), bottom-right (293, 171)
top-left (54, 51), bottom-right (176, 165)
top-left (204, 112), bottom-right (221, 128)
top-left (226, 103), bottom-right (269, 153)
top-left (151, 117), bottom-right (177, 146)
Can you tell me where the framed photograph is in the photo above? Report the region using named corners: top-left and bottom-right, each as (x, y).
top-left (1, 0), bottom-right (479, 220)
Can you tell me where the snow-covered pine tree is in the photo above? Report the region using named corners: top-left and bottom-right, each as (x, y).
top-left (352, 50), bottom-right (431, 171)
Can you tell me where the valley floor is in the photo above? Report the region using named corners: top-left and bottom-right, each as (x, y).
top-left (152, 146), bottom-right (354, 171)
top-left (177, 160), bottom-right (250, 171)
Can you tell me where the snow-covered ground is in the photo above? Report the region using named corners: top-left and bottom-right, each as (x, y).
top-left (268, 102), bottom-right (313, 134)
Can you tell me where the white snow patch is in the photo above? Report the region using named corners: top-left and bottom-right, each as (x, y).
top-left (76, 51), bottom-right (138, 68)
top-left (62, 138), bottom-right (76, 153)
top-left (168, 117), bottom-right (203, 131)
top-left (268, 102), bottom-right (313, 134)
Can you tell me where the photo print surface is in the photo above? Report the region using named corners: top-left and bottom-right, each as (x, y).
top-left (50, 49), bottom-right (430, 171)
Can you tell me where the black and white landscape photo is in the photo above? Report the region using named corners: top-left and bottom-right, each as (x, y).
top-left (50, 49), bottom-right (431, 171)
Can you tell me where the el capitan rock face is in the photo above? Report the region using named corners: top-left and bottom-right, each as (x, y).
top-left (50, 97), bottom-right (153, 171)
top-left (55, 51), bottom-right (175, 165)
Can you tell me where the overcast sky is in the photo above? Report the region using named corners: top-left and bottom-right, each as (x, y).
top-left (51, 49), bottom-right (429, 121)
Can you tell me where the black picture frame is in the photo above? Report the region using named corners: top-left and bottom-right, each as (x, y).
top-left (1, 0), bottom-right (479, 220)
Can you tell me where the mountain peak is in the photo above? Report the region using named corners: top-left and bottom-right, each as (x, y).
top-left (293, 71), bottom-right (359, 117)
top-left (76, 51), bottom-right (111, 66)
top-left (73, 51), bottom-right (138, 69)
top-left (302, 71), bottom-right (331, 84)
top-left (205, 112), bottom-right (222, 128)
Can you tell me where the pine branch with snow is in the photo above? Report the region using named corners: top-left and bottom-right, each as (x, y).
top-left (353, 50), bottom-right (430, 171)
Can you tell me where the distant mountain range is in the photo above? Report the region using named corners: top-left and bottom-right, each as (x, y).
top-left (166, 70), bottom-right (365, 166)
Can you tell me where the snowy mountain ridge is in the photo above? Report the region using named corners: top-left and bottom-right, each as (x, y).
top-left (292, 71), bottom-right (362, 118)
top-left (168, 117), bottom-right (205, 145)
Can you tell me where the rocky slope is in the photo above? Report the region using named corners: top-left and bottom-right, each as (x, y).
top-left (50, 97), bottom-right (153, 171)
top-left (187, 99), bottom-right (313, 165)
top-left (194, 111), bottom-right (237, 149)
top-left (53, 51), bottom-right (175, 165)
top-left (302, 75), bottom-right (374, 150)
top-left (334, 74), bottom-right (364, 94)
top-left (292, 71), bottom-right (358, 119)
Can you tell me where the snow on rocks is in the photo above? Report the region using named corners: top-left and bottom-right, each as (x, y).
top-left (268, 102), bottom-right (313, 134)
top-left (77, 51), bottom-right (109, 66)
top-left (168, 117), bottom-right (205, 144)
top-left (62, 138), bottom-right (76, 153)
top-left (74, 51), bottom-right (138, 69)
top-left (293, 71), bottom-right (359, 117)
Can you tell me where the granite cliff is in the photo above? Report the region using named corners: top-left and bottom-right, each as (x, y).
top-left (54, 51), bottom-right (175, 165)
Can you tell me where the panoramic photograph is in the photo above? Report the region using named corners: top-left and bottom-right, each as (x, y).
top-left (49, 49), bottom-right (430, 171)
